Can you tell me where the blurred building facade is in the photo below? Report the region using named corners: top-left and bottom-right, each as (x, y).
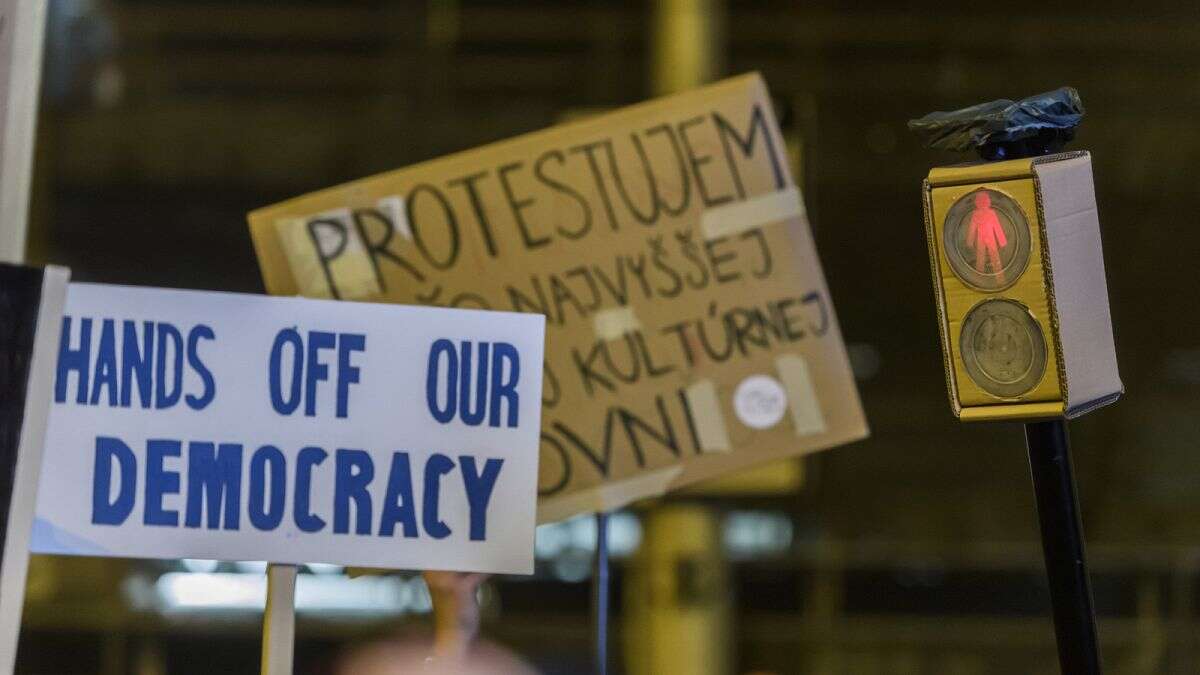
top-left (17, 1), bottom-right (1200, 674)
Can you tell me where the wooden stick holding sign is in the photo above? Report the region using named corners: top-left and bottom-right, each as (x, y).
top-left (912, 87), bottom-right (1121, 674)
top-left (24, 284), bottom-right (544, 675)
top-left (261, 564), bottom-right (298, 675)
top-left (592, 511), bottom-right (610, 675)
top-left (0, 264), bottom-right (67, 675)
top-left (261, 569), bottom-right (501, 671)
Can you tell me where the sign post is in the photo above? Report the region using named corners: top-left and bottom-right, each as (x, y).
top-left (1025, 420), bottom-right (1102, 673)
top-left (0, 264), bottom-right (67, 675)
top-left (912, 88), bottom-right (1121, 674)
top-left (592, 511), bottom-right (610, 675)
top-left (261, 564), bottom-right (298, 675)
top-left (0, 0), bottom-right (48, 263)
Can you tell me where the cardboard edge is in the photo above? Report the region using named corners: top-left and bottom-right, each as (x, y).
top-left (1029, 170), bottom-right (1070, 407)
top-left (668, 422), bottom-right (870, 491)
top-left (959, 401), bottom-right (1064, 422)
top-left (246, 72), bottom-right (770, 225)
top-left (246, 72), bottom-right (774, 298)
top-left (1033, 151), bottom-right (1123, 416)
top-left (1065, 390), bottom-right (1123, 419)
top-left (534, 423), bottom-right (873, 525)
top-left (536, 466), bottom-right (684, 524)
top-left (248, 214), bottom-right (301, 296)
top-left (921, 178), bottom-right (962, 418)
top-left (0, 264), bottom-right (68, 673)
top-left (927, 157), bottom-right (1035, 187)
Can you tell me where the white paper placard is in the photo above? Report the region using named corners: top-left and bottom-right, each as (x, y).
top-left (31, 283), bottom-right (545, 574)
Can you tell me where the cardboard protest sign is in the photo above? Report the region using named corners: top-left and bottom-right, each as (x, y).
top-left (0, 263), bottom-right (67, 675)
top-left (248, 73), bottom-right (867, 523)
top-left (31, 283), bottom-right (545, 574)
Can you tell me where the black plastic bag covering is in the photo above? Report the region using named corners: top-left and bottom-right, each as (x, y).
top-left (908, 87), bottom-right (1085, 153)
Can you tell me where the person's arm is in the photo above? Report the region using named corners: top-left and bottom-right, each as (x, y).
top-left (424, 571), bottom-right (489, 663)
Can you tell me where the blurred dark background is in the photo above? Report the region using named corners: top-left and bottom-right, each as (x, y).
top-left (15, 1), bottom-right (1200, 674)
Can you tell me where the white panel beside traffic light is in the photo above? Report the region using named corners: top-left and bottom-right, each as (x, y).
top-left (923, 151), bottom-right (1122, 421)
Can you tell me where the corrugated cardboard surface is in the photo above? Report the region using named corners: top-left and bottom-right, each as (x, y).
top-left (1032, 154), bottom-right (1123, 414)
top-left (924, 160), bottom-right (1066, 420)
top-left (249, 73), bottom-right (867, 521)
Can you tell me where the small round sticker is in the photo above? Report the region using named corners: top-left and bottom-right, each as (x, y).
top-left (734, 375), bottom-right (788, 430)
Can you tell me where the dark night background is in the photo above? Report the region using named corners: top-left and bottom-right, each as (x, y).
top-left (15, 2), bottom-right (1200, 674)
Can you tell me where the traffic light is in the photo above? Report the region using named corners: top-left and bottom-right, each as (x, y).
top-left (922, 151), bottom-right (1122, 421)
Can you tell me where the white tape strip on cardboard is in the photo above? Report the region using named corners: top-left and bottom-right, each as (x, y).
top-left (700, 186), bottom-right (805, 240)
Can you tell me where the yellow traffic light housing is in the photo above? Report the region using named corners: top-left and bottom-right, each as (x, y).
top-left (922, 151), bottom-right (1122, 421)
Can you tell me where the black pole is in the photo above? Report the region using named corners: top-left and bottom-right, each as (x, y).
top-left (592, 511), bottom-right (610, 675)
top-left (1025, 419), bottom-right (1103, 674)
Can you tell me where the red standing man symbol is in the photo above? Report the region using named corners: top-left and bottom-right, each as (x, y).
top-left (966, 192), bottom-right (1008, 282)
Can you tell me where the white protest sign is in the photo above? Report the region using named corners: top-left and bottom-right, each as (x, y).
top-left (249, 75), bottom-right (869, 523)
top-left (31, 283), bottom-right (545, 574)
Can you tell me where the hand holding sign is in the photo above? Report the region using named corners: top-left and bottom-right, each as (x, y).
top-left (425, 570), bottom-right (489, 662)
